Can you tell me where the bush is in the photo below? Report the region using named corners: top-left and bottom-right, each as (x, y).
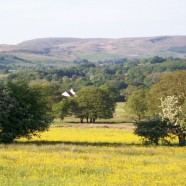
top-left (134, 117), bottom-right (172, 145)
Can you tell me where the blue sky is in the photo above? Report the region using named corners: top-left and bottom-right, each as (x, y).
top-left (0, 0), bottom-right (186, 44)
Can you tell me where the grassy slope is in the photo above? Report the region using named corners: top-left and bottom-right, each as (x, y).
top-left (15, 53), bottom-right (73, 67)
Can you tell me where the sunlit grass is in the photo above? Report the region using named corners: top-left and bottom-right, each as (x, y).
top-left (0, 125), bottom-right (185, 186)
top-left (27, 127), bottom-right (140, 144)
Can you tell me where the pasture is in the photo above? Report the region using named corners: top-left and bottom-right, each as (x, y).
top-left (0, 125), bottom-right (186, 186)
top-left (0, 103), bottom-right (185, 186)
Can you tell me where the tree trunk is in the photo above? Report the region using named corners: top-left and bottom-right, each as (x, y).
top-left (178, 134), bottom-right (185, 146)
top-left (80, 118), bottom-right (84, 123)
top-left (93, 118), bottom-right (96, 123)
top-left (138, 114), bottom-right (141, 121)
top-left (153, 137), bottom-right (159, 145)
top-left (86, 116), bottom-right (89, 123)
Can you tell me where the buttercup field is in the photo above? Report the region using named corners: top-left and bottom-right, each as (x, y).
top-left (0, 0), bottom-right (186, 185)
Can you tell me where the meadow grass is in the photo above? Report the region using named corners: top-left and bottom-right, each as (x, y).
top-left (0, 103), bottom-right (185, 185)
top-left (0, 125), bottom-right (186, 186)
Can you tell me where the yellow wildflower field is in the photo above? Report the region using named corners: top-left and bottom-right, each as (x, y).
top-left (0, 125), bottom-right (185, 186)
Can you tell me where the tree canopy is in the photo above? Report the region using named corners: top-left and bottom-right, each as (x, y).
top-left (0, 80), bottom-right (53, 143)
top-left (127, 88), bottom-right (148, 121)
top-left (76, 87), bottom-right (116, 123)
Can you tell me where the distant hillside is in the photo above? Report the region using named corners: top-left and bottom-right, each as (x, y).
top-left (0, 36), bottom-right (186, 66)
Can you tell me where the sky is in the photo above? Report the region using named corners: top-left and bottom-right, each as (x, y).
top-left (0, 0), bottom-right (186, 44)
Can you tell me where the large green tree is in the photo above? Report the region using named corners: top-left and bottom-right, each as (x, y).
top-left (0, 80), bottom-right (53, 143)
top-left (76, 87), bottom-right (115, 123)
top-left (147, 70), bottom-right (186, 116)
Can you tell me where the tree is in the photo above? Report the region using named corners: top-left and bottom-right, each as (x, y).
top-left (125, 67), bottom-right (145, 86)
top-left (127, 88), bottom-right (148, 121)
top-left (159, 96), bottom-right (186, 146)
top-left (99, 85), bottom-right (124, 102)
top-left (30, 81), bottom-right (62, 108)
top-left (52, 97), bottom-right (78, 120)
top-left (147, 70), bottom-right (186, 116)
top-left (134, 117), bottom-right (171, 145)
top-left (52, 98), bottom-right (70, 120)
top-left (143, 72), bottom-right (162, 87)
top-left (149, 56), bottom-right (165, 64)
top-left (122, 85), bottom-right (139, 99)
top-left (0, 80), bottom-right (53, 143)
top-left (156, 71), bottom-right (186, 100)
top-left (76, 87), bottom-right (115, 123)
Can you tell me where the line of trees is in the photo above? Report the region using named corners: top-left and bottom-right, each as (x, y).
top-left (52, 87), bottom-right (116, 123)
top-left (5, 57), bottom-right (186, 92)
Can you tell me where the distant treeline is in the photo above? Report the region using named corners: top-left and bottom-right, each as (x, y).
top-left (5, 56), bottom-right (186, 87)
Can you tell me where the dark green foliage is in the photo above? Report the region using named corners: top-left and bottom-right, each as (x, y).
top-left (0, 80), bottom-right (53, 143)
top-left (149, 56), bottom-right (166, 64)
top-left (134, 117), bottom-right (172, 145)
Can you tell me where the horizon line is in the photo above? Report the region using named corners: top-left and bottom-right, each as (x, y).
top-left (1, 35), bottom-right (186, 45)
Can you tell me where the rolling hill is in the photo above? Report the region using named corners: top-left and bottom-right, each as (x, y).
top-left (0, 36), bottom-right (186, 66)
